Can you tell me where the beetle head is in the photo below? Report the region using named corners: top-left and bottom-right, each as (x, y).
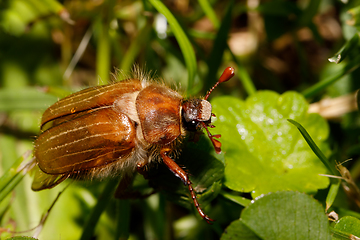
top-left (182, 67), bottom-right (235, 154)
top-left (182, 99), bottom-right (211, 132)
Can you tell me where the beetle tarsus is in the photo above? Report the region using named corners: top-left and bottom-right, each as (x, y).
top-left (136, 161), bottom-right (149, 178)
top-left (201, 122), bottom-right (222, 154)
top-left (187, 180), bottom-right (214, 224)
top-left (161, 148), bottom-right (213, 223)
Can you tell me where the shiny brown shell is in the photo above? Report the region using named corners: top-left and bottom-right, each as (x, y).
top-left (33, 79), bottom-right (184, 190)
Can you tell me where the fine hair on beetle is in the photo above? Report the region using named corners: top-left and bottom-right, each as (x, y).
top-left (72, 67), bottom-right (186, 182)
top-left (32, 65), bottom-right (235, 222)
top-left (35, 66), bottom-right (188, 182)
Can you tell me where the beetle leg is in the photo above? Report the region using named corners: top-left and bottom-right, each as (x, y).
top-left (114, 175), bottom-right (135, 199)
top-left (201, 122), bottom-right (222, 154)
top-left (136, 159), bottom-right (149, 178)
top-left (160, 148), bottom-right (214, 224)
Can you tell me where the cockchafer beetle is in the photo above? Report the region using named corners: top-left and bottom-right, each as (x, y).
top-left (32, 67), bottom-right (235, 223)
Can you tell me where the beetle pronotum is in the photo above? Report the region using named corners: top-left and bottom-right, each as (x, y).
top-left (32, 67), bottom-right (235, 223)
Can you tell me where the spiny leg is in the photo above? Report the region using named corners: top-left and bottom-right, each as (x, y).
top-left (160, 148), bottom-right (214, 223)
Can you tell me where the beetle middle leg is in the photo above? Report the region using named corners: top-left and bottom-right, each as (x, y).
top-left (114, 175), bottom-right (136, 199)
top-left (160, 148), bottom-right (214, 223)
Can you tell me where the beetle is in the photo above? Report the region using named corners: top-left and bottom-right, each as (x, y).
top-left (32, 67), bottom-right (235, 223)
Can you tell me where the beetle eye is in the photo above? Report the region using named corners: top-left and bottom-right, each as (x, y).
top-left (184, 119), bottom-right (199, 131)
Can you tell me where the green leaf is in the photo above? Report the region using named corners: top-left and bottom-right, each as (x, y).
top-left (332, 216), bottom-right (360, 239)
top-left (211, 91), bottom-right (330, 198)
top-left (221, 219), bottom-right (261, 240)
top-left (221, 192), bottom-right (252, 207)
top-left (240, 191), bottom-right (331, 240)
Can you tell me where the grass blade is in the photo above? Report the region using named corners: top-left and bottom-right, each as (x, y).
top-left (80, 178), bottom-right (118, 240)
top-left (287, 119), bottom-right (336, 175)
top-left (205, 0), bottom-right (233, 91)
top-left (302, 55), bottom-right (360, 98)
top-left (149, 0), bottom-right (197, 91)
top-left (0, 152), bottom-right (34, 203)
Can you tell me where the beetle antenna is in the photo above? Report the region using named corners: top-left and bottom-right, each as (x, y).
top-left (204, 67), bottom-right (235, 100)
top-left (202, 67), bottom-right (235, 153)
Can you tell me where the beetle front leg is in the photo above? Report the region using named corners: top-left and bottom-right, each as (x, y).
top-left (136, 159), bottom-right (149, 178)
top-left (160, 148), bottom-right (214, 224)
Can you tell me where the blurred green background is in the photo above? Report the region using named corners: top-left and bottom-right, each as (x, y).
top-left (2, 0), bottom-right (360, 239)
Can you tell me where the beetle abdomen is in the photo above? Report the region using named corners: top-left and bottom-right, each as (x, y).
top-left (41, 79), bottom-right (143, 128)
top-left (35, 108), bottom-right (136, 174)
top-left (136, 84), bottom-right (182, 145)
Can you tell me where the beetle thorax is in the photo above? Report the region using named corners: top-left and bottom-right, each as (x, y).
top-left (135, 84), bottom-right (183, 145)
top-left (113, 82), bottom-right (183, 146)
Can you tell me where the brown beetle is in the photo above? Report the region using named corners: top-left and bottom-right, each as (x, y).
top-left (32, 67), bottom-right (235, 222)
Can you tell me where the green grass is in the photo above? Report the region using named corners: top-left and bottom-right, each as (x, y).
top-left (2, 0), bottom-right (360, 239)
